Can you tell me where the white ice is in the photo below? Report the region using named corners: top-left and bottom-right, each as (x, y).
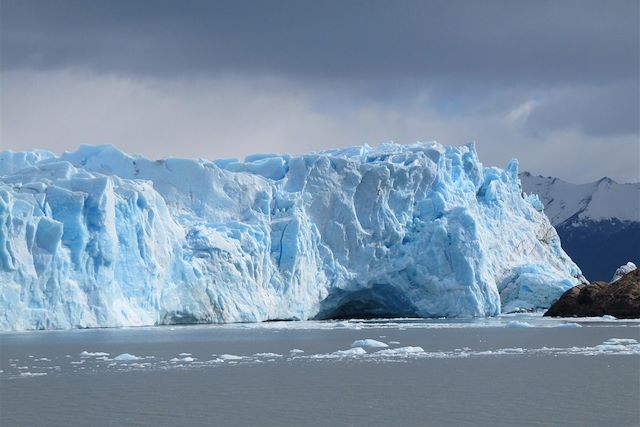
top-left (80, 351), bottom-right (110, 357)
top-left (332, 347), bottom-right (367, 356)
top-left (114, 353), bottom-right (142, 361)
top-left (219, 354), bottom-right (243, 361)
top-left (351, 339), bottom-right (389, 348)
top-left (0, 143), bottom-right (583, 330)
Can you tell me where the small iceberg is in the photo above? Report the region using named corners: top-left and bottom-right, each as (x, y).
top-left (505, 321), bottom-right (533, 328)
top-left (170, 356), bottom-right (195, 362)
top-left (219, 354), bottom-right (243, 361)
top-left (332, 347), bottom-right (367, 356)
top-left (80, 351), bottom-right (110, 357)
top-left (351, 339), bottom-right (388, 348)
top-left (376, 346), bottom-right (425, 356)
top-left (114, 353), bottom-right (142, 361)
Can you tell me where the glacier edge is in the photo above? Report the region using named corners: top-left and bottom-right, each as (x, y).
top-left (0, 142), bottom-right (583, 331)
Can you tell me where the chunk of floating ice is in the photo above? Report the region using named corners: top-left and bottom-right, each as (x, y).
top-left (127, 363), bottom-right (150, 368)
top-left (351, 339), bottom-right (388, 348)
top-left (20, 372), bottom-right (47, 377)
top-left (333, 321), bottom-right (361, 330)
top-left (332, 347), bottom-right (366, 356)
top-left (289, 349), bottom-right (304, 354)
top-left (505, 321), bottom-right (533, 328)
top-left (375, 346), bottom-right (425, 356)
top-left (388, 341), bottom-right (401, 345)
top-left (555, 323), bottom-right (582, 328)
top-left (80, 351), bottom-right (110, 357)
top-left (590, 338), bottom-right (640, 354)
top-left (170, 357), bottom-right (195, 362)
top-left (114, 353), bottom-right (142, 361)
top-left (219, 354), bottom-right (243, 361)
top-left (253, 352), bottom-right (282, 358)
top-left (602, 338), bottom-right (638, 345)
top-left (178, 353), bottom-right (191, 356)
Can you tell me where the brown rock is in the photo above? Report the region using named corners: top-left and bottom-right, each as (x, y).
top-left (544, 269), bottom-right (640, 318)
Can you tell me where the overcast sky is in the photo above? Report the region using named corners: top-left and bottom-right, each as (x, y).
top-left (1, 0), bottom-right (638, 182)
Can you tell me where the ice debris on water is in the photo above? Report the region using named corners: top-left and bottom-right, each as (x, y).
top-left (505, 321), bottom-right (533, 328)
top-left (375, 346), bottom-right (425, 356)
top-left (170, 357), bottom-right (195, 363)
top-left (0, 143), bottom-right (584, 330)
top-left (332, 347), bottom-right (367, 356)
top-left (554, 323), bottom-right (582, 328)
top-left (219, 354), bottom-right (243, 361)
top-left (351, 339), bottom-right (389, 348)
top-left (80, 351), bottom-right (110, 357)
top-left (113, 353), bottom-right (142, 361)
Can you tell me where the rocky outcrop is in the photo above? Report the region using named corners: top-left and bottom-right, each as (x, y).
top-left (544, 268), bottom-right (640, 318)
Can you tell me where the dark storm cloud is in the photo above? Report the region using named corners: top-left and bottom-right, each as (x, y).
top-left (1, 0), bottom-right (638, 181)
top-left (524, 80), bottom-right (640, 137)
top-left (2, 0), bottom-right (638, 86)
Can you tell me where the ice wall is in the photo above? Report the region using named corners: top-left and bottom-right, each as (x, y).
top-left (0, 143), bottom-right (584, 330)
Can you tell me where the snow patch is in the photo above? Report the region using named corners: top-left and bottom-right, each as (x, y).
top-left (610, 262), bottom-right (637, 283)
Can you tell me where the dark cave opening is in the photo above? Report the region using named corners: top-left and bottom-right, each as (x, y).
top-left (314, 284), bottom-right (420, 320)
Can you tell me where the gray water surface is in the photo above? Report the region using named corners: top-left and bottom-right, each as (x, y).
top-left (1, 316), bottom-right (639, 426)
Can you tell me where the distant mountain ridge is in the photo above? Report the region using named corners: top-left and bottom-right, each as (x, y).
top-left (520, 172), bottom-right (640, 281)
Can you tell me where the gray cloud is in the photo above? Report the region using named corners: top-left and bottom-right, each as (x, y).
top-left (523, 80), bottom-right (640, 137)
top-left (2, 0), bottom-right (637, 85)
top-left (1, 0), bottom-right (638, 182)
top-left (2, 70), bottom-right (638, 183)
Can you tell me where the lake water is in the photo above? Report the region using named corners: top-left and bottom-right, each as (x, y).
top-left (1, 315), bottom-right (639, 426)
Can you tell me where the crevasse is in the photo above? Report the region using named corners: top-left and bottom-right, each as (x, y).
top-left (0, 142), bottom-right (583, 330)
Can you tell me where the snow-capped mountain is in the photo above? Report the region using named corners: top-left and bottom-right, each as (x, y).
top-left (520, 172), bottom-right (640, 280)
top-left (0, 143), bottom-right (583, 330)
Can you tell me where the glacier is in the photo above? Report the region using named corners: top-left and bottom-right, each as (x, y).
top-left (0, 142), bottom-right (584, 331)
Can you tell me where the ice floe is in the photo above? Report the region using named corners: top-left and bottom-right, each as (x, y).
top-left (351, 339), bottom-right (389, 348)
top-left (219, 354), bottom-right (243, 361)
top-left (114, 353), bottom-right (142, 361)
top-left (80, 351), bottom-right (110, 357)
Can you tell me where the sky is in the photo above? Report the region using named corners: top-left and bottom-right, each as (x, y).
top-left (1, 0), bottom-right (638, 183)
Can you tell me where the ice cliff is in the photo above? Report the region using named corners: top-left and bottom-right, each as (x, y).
top-left (0, 143), bottom-right (584, 330)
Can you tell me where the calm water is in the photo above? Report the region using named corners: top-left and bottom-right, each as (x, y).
top-left (1, 316), bottom-right (639, 427)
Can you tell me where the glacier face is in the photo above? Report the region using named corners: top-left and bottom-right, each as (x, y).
top-left (0, 143), bottom-right (583, 330)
